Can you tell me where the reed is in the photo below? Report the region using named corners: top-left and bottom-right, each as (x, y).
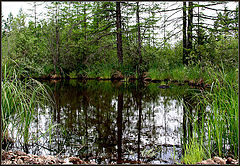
top-left (1, 60), bottom-right (54, 147)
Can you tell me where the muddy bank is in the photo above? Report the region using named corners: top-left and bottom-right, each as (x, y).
top-left (195, 156), bottom-right (238, 165)
top-left (1, 150), bottom-right (149, 164)
top-left (1, 150), bottom-right (96, 165)
top-left (31, 76), bottom-right (210, 89)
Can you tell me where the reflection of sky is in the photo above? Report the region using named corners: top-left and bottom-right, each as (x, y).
top-left (122, 97), bottom-right (183, 145)
top-left (154, 98), bottom-right (183, 146)
top-left (121, 96), bottom-right (183, 164)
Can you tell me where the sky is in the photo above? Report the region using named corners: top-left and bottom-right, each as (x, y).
top-left (2, 2), bottom-right (32, 19)
top-left (2, 1), bottom-right (46, 21)
top-left (2, 1), bottom-right (238, 19)
top-left (2, 2), bottom-right (40, 16)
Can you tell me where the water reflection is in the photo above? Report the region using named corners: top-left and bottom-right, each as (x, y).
top-left (21, 80), bottom-right (200, 164)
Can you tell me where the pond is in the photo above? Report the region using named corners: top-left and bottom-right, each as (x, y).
top-left (10, 79), bottom-right (201, 164)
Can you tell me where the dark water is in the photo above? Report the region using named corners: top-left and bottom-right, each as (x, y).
top-left (12, 80), bottom-right (200, 164)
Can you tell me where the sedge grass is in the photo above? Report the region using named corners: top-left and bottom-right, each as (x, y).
top-left (181, 66), bottom-right (238, 162)
top-left (201, 67), bottom-right (238, 157)
top-left (1, 61), bottom-right (55, 147)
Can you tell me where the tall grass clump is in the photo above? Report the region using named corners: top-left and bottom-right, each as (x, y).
top-left (203, 67), bottom-right (238, 157)
top-left (148, 65), bottom-right (206, 81)
top-left (1, 60), bottom-right (54, 148)
top-left (182, 66), bottom-right (238, 162)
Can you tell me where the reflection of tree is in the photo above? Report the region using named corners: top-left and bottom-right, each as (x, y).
top-left (117, 91), bottom-right (123, 164)
top-left (52, 81), bottom-right (62, 154)
top-left (182, 93), bottom-right (199, 154)
top-left (182, 91), bottom-right (206, 153)
top-left (83, 89), bottom-right (89, 160)
top-left (182, 96), bottom-right (187, 155)
top-left (92, 87), bottom-right (117, 161)
top-left (53, 81), bottom-right (60, 123)
top-left (136, 82), bottom-right (143, 162)
top-left (36, 80), bottom-right (190, 163)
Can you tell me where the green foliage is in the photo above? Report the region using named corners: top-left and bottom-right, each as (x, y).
top-left (43, 64), bottom-right (54, 75)
top-left (69, 70), bottom-right (78, 78)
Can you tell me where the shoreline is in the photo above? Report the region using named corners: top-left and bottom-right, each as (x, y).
top-left (20, 76), bottom-right (211, 89)
top-left (1, 150), bottom-right (238, 165)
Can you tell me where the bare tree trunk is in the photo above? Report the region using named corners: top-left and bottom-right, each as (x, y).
top-left (136, 2), bottom-right (142, 77)
top-left (84, 2), bottom-right (87, 41)
top-left (95, 2), bottom-right (99, 45)
top-left (116, 2), bottom-right (123, 65)
top-left (197, 2), bottom-right (200, 46)
top-left (197, 2), bottom-right (202, 63)
top-left (34, 2), bottom-right (37, 29)
top-left (148, 3), bottom-right (151, 46)
top-left (163, 2), bottom-right (166, 48)
top-left (187, 2), bottom-right (193, 65)
top-left (55, 3), bottom-right (61, 75)
top-left (183, 2), bottom-right (187, 65)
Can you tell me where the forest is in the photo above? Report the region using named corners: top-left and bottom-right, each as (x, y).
top-left (1, 1), bottom-right (239, 165)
